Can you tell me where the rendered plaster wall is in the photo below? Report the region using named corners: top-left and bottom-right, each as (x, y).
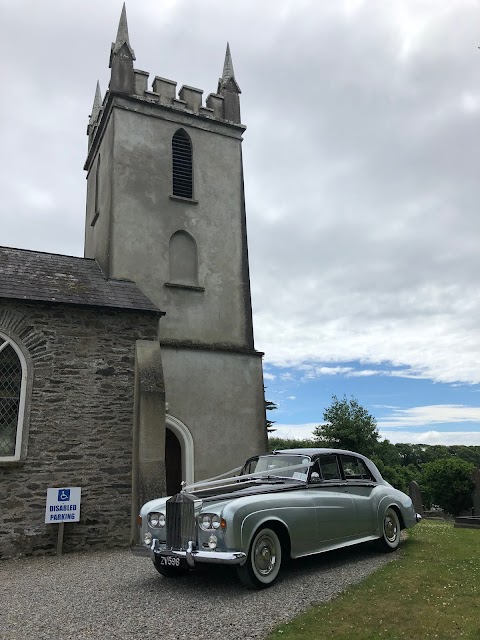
top-left (84, 116), bottom-right (114, 276)
top-left (91, 100), bottom-right (253, 349)
top-left (0, 300), bottom-right (159, 558)
top-left (161, 346), bottom-right (267, 481)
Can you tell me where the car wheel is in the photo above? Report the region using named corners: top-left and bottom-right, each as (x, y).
top-left (236, 527), bottom-right (282, 589)
top-left (377, 507), bottom-right (401, 552)
top-left (153, 556), bottom-right (189, 578)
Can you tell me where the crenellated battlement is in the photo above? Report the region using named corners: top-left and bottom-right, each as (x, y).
top-left (132, 70), bottom-right (227, 120)
top-left (87, 5), bottom-right (242, 148)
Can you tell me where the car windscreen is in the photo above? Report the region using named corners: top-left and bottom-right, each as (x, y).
top-left (252, 454), bottom-right (311, 481)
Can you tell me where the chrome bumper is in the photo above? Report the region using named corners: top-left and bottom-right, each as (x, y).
top-left (152, 539), bottom-right (246, 568)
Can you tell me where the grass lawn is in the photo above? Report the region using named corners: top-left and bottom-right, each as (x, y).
top-left (267, 521), bottom-right (479, 640)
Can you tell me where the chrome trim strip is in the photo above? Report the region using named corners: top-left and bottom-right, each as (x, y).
top-left (152, 539), bottom-right (246, 566)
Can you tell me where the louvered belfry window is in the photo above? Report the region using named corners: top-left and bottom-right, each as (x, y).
top-left (0, 340), bottom-right (22, 457)
top-left (172, 129), bottom-right (193, 199)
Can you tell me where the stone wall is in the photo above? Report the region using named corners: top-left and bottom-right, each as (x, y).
top-left (0, 300), bottom-right (159, 558)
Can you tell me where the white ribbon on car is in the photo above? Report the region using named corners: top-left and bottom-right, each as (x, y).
top-left (182, 460), bottom-right (312, 494)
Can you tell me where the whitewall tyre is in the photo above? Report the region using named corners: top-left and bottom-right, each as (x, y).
top-left (377, 507), bottom-right (401, 552)
top-left (236, 527), bottom-right (283, 589)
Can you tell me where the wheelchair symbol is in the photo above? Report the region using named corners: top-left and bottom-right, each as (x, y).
top-left (58, 489), bottom-right (71, 502)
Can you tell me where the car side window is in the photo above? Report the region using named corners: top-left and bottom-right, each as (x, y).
top-left (339, 455), bottom-right (375, 481)
top-left (242, 457), bottom-right (258, 475)
top-left (318, 455), bottom-right (342, 481)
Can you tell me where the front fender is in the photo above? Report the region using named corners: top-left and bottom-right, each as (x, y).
top-left (218, 490), bottom-right (316, 557)
top-left (240, 511), bottom-right (291, 554)
top-left (139, 497), bottom-right (169, 545)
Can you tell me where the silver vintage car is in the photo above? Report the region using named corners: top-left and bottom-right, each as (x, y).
top-left (136, 448), bottom-right (421, 589)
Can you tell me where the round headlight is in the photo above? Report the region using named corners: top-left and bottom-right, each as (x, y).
top-left (211, 515), bottom-right (221, 529)
top-left (208, 534), bottom-right (218, 550)
top-left (158, 513), bottom-right (166, 528)
top-left (148, 512), bottom-right (160, 527)
top-left (144, 532), bottom-right (152, 545)
top-left (199, 514), bottom-right (212, 530)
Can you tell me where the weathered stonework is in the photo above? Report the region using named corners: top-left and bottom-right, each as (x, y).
top-left (0, 299), bottom-right (159, 558)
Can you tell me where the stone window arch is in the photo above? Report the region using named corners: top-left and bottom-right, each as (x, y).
top-left (172, 129), bottom-right (193, 199)
top-left (169, 231), bottom-right (198, 286)
top-left (0, 333), bottom-right (28, 462)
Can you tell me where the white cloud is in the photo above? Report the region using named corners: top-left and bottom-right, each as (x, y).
top-left (270, 424), bottom-right (318, 440)
top-left (297, 365), bottom-right (429, 381)
top-left (347, 369), bottom-right (380, 377)
top-left (287, 395), bottom-right (296, 400)
top-left (378, 404), bottom-right (480, 428)
top-left (263, 372), bottom-right (276, 381)
top-left (380, 430), bottom-right (480, 446)
top-left (372, 404), bottom-right (400, 410)
top-left (3, 0), bottom-right (480, 393)
top-left (301, 366), bottom-right (354, 378)
top-left (271, 422), bottom-right (480, 446)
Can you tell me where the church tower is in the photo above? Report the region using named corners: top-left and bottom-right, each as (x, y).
top-left (84, 6), bottom-right (267, 489)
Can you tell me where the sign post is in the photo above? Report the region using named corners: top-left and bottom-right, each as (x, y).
top-left (45, 487), bottom-right (81, 555)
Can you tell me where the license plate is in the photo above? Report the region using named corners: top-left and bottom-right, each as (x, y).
top-left (160, 555), bottom-right (181, 567)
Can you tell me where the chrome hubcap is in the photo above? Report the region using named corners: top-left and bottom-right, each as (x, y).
top-left (384, 515), bottom-right (398, 543)
top-left (254, 535), bottom-right (276, 575)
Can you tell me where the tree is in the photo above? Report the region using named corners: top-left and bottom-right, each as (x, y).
top-left (394, 443), bottom-right (424, 469)
top-left (448, 445), bottom-right (480, 468)
top-left (264, 388), bottom-right (277, 433)
top-left (268, 436), bottom-right (317, 452)
top-left (379, 463), bottom-right (421, 494)
top-left (421, 457), bottom-right (475, 516)
top-left (374, 439), bottom-right (402, 467)
top-left (313, 395), bottom-right (380, 457)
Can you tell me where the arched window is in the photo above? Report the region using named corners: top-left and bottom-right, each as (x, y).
top-left (0, 335), bottom-right (27, 461)
top-left (169, 231), bottom-right (198, 286)
top-left (172, 129), bottom-right (193, 199)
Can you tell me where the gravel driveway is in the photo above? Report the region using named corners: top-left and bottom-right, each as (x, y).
top-left (1, 543), bottom-right (397, 640)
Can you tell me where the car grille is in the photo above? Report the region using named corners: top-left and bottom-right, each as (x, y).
top-left (166, 493), bottom-right (196, 549)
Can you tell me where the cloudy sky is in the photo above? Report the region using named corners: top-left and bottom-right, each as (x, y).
top-left (2, 0), bottom-right (480, 445)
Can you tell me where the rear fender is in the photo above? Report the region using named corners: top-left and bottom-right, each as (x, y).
top-left (376, 497), bottom-right (406, 535)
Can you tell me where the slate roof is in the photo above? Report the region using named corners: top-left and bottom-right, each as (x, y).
top-left (0, 246), bottom-right (162, 314)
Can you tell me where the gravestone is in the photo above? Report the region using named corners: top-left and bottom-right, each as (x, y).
top-left (472, 468), bottom-right (480, 516)
top-left (409, 480), bottom-right (424, 516)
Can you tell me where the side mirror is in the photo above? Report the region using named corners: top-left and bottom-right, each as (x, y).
top-left (310, 472), bottom-right (321, 484)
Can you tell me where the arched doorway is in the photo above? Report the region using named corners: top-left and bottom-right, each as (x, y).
top-left (165, 428), bottom-right (182, 495)
top-left (165, 415), bottom-right (195, 494)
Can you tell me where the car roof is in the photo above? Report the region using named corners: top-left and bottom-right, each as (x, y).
top-left (274, 448), bottom-right (367, 458)
top-left (271, 448), bottom-right (386, 484)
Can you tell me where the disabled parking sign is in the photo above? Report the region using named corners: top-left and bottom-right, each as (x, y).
top-left (45, 487), bottom-right (81, 523)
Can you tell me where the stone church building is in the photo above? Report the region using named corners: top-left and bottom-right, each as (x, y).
top-left (0, 6), bottom-right (267, 558)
